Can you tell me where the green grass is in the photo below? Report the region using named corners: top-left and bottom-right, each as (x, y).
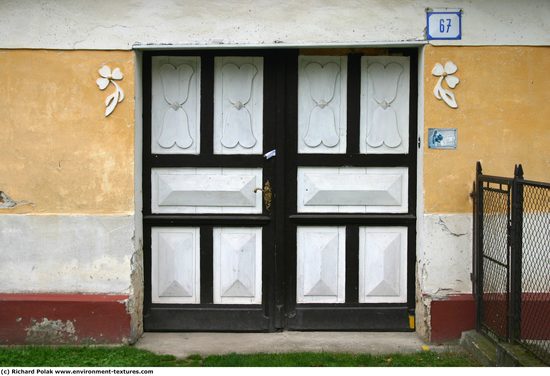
top-left (201, 351), bottom-right (479, 367)
top-left (0, 347), bottom-right (195, 367)
top-left (0, 346), bottom-right (480, 367)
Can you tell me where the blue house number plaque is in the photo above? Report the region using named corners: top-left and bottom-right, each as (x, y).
top-left (426, 9), bottom-right (462, 40)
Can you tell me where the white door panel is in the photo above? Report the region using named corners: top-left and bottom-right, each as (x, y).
top-left (213, 227), bottom-right (262, 304)
top-left (359, 227), bottom-right (407, 303)
top-left (360, 56), bottom-right (410, 154)
top-left (151, 56), bottom-right (201, 154)
top-left (297, 167), bottom-right (408, 213)
top-left (214, 57), bottom-right (263, 155)
top-left (151, 168), bottom-right (262, 214)
top-left (151, 227), bottom-right (200, 304)
top-left (298, 56), bottom-right (347, 154)
top-left (296, 226), bottom-right (346, 303)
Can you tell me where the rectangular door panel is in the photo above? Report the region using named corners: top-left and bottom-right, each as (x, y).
top-left (298, 56), bottom-right (347, 154)
top-left (151, 227), bottom-right (200, 304)
top-left (360, 56), bottom-right (410, 154)
top-left (297, 167), bottom-right (408, 213)
top-left (359, 227), bottom-right (408, 303)
top-left (213, 227), bottom-right (262, 304)
top-left (296, 226), bottom-right (346, 303)
top-left (151, 56), bottom-right (201, 154)
top-left (214, 57), bottom-right (264, 155)
top-left (151, 168), bottom-right (262, 213)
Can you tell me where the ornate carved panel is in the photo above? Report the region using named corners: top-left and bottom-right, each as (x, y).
top-left (296, 226), bottom-right (345, 303)
top-left (298, 56), bottom-right (347, 154)
top-left (213, 227), bottom-right (262, 304)
top-left (360, 56), bottom-right (410, 154)
top-left (359, 227), bottom-right (407, 303)
top-left (151, 168), bottom-right (262, 214)
top-left (214, 57), bottom-right (263, 155)
top-left (297, 167), bottom-right (408, 213)
top-left (151, 56), bottom-right (201, 154)
top-left (151, 227), bottom-right (200, 304)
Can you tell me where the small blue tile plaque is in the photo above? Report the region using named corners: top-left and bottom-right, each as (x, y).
top-left (428, 128), bottom-right (457, 149)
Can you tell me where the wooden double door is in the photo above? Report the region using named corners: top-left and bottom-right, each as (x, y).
top-left (143, 49), bottom-right (417, 331)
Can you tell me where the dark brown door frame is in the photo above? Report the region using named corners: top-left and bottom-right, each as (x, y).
top-left (142, 48), bottom-right (418, 332)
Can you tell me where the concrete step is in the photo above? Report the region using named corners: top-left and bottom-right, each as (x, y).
top-left (136, 332), bottom-right (454, 358)
top-left (460, 330), bottom-right (547, 367)
top-left (497, 342), bottom-right (547, 367)
top-left (460, 330), bottom-right (497, 366)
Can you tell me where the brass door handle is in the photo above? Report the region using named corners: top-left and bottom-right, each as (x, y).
top-left (254, 180), bottom-right (272, 211)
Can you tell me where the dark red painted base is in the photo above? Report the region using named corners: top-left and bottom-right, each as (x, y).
top-left (0, 294), bottom-right (131, 344)
top-left (430, 294), bottom-right (476, 343)
top-left (482, 293), bottom-right (550, 340)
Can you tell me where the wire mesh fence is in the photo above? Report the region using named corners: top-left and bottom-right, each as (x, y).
top-left (474, 163), bottom-right (550, 365)
top-left (518, 182), bottom-right (550, 363)
top-left (480, 183), bottom-right (510, 341)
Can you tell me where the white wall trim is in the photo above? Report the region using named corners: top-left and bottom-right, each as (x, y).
top-left (133, 42), bottom-right (427, 50)
top-left (416, 45), bottom-right (425, 298)
top-left (1, 1), bottom-right (548, 50)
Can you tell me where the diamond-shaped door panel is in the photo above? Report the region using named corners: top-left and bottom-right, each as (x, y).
top-left (213, 227), bottom-right (262, 304)
top-left (298, 167), bottom-right (408, 213)
top-left (151, 227), bottom-right (200, 304)
top-left (151, 168), bottom-right (262, 214)
top-left (359, 227), bottom-right (407, 303)
top-left (297, 226), bottom-right (346, 303)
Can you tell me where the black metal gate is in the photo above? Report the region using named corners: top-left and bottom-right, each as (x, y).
top-left (473, 162), bottom-right (550, 364)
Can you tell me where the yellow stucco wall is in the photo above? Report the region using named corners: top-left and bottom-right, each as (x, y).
top-left (2, 47), bottom-right (548, 215)
top-left (424, 46), bottom-right (550, 213)
top-left (0, 50), bottom-right (134, 214)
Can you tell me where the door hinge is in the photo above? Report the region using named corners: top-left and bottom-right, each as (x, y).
top-left (418, 136), bottom-right (422, 149)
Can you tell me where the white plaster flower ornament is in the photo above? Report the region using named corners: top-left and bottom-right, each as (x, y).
top-left (432, 61), bottom-right (460, 108)
top-left (96, 65), bottom-right (124, 116)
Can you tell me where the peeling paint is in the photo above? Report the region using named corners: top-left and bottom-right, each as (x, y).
top-left (127, 237), bottom-right (144, 344)
top-left (0, 191), bottom-right (33, 209)
top-left (25, 318), bottom-right (77, 344)
top-left (420, 214), bottom-right (473, 296)
top-left (437, 217), bottom-right (467, 237)
top-left (0, 191), bottom-right (16, 208)
top-left (0, 215), bottom-right (134, 293)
